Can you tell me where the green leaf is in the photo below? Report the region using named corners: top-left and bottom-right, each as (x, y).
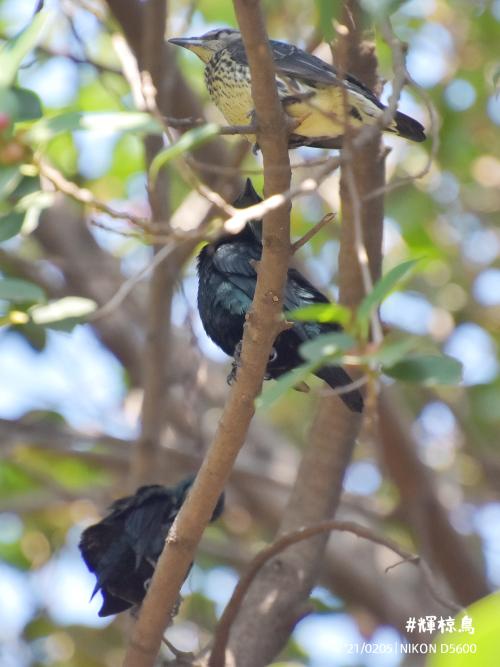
top-left (383, 354), bottom-right (462, 386)
top-left (27, 111), bottom-right (164, 143)
top-left (315, 0), bottom-right (342, 41)
top-left (10, 87), bottom-right (43, 121)
top-left (0, 166), bottom-right (22, 199)
top-left (287, 302), bottom-right (352, 327)
top-left (357, 259), bottom-right (419, 329)
top-left (30, 297), bottom-right (97, 331)
top-left (299, 332), bottom-right (356, 363)
top-left (14, 190), bottom-right (54, 213)
top-left (0, 211), bottom-right (24, 242)
top-left (0, 11), bottom-right (53, 87)
top-left (149, 123), bottom-right (220, 184)
top-left (0, 277), bottom-right (45, 303)
top-left (256, 361), bottom-right (318, 409)
top-left (364, 335), bottom-right (422, 367)
top-left (493, 65), bottom-right (500, 93)
top-left (0, 87), bottom-right (43, 124)
top-left (360, 0), bottom-right (407, 17)
top-left (427, 592), bottom-right (500, 667)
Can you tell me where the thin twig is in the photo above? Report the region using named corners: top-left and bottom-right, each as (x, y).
top-left (33, 44), bottom-right (122, 74)
top-left (362, 19), bottom-right (438, 202)
top-left (209, 519), bottom-right (462, 667)
top-left (89, 239), bottom-right (178, 321)
top-left (291, 212), bottom-right (335, 254)
top-left (36, 158), bottom-right (152, 229)
top-left (344, 164), bottom-right (384, 344)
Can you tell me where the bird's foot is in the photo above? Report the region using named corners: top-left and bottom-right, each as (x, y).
top-left (227, 341), bottom-right (243, 385)
top-left (263, 347), bottom-right (278, 380)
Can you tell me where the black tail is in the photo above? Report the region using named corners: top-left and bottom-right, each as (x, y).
top-left (394, 110), bottom-right (426, 142)
top-left (315, 366), bottom-right (364, 413)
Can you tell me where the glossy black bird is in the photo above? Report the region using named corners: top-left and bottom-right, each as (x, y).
top-left (169, 28), bottom-right (425, 149)
top-left (197, 180), bottom-right (363, 413)
top-left (79, 476), bottom-right (224, 617)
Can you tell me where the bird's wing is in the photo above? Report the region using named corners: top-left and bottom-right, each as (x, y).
top-left (79, 522), bottom-right (129, 599)
top-left (229, 38), bottom-right (382, 108)
top-left (284, 267), bottom-right (329, 310)
top-left (124, 487), bottom-right (175, 567)
top-left (98, 591), bottom-right (132, 617)
top-left (79, 522), bottom-right (118, 578)
top-left (270, 41), bottom-right (383, 107)
top-left (284, 268), bottom-right (342, 340)
top-left (212, 241), bottom-right (260, 309)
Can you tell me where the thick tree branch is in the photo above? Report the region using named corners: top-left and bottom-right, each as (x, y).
top-left (378, 389), bottom-right (489, 604)
top-left (121, 0), bottom-right (291, 664)
top-left (223, 5), bottom-right (385, 665)
top-left (131, 0), bottom-right (174, 485)
top-left (225, 402), bottom-right (361, 666)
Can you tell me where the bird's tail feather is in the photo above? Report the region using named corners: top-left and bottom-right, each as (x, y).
top-left (315, 366), bottom-right (364, 413)
top-left (393, 110), bottom-right (426, 142)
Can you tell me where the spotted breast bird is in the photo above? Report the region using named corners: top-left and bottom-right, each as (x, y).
top-left (169, 28), bottom-right (425, 149)
top-left (197, 179), bottom-right (363, 412)
top-left (79, 476), bottom-right (224, 617)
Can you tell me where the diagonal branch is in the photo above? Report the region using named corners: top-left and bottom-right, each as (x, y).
top-left (210, 519), bottom-right (460, 667)
top-left (121, 0), bottom-right (291, 664)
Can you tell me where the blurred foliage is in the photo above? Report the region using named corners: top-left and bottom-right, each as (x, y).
top-left (428, 592), bottom-right (500, 667)
top-left (0, 0), bottom-right (499, 666)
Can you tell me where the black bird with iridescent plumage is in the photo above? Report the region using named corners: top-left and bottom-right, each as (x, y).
top-left (196, 180), bottom-right (363, 413)
top-left (79, 476), bottom-right (224, 617)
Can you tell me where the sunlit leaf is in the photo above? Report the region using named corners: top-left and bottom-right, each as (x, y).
top-left (287, 302), bottom-right (352, 327)
top-left (363, 335), bottom-right (422, 367)
top-left (383, 354), bottom-right (462, 386)
top-left (0, 86), bottom-right (43, 125)
top-left (14, 190), bottom-right (54, 213)
top-left (427, 592), bottom-right (500, 667)
top-left (0, 11), bottom-right (52, 87)
top-left (0, 211), bottom-right (24, 241)
top-left (300, 332), bottom-right (357, 363)
top-left (492, 65), bottom-right (500, 93)
top-left (27, 111), bottom-right (163, 143)
top-left (314, 0), bottom-right (342, 41)
top-left (360, 0), bottom-right (407, 17)
top-left (0, 166), bottom-right (22, 198)
top-left (149, 123), bottom-right (220, 184)
top-left (30, 296), bottom-right (97, 331)
top-left (0, 277), bottom-right (45, 303)
top-left (357, 259), bottom-right (419, 329)
top-left (256, 361), bottom-right (318, 409)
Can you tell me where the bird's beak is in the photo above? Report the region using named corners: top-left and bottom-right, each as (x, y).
top-left (168, 36), bottom-right (203, 51)
top-left (168, 36), bottom-right (214, 62)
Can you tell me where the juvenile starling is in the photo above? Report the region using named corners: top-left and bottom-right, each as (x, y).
top-left (79, 476), bottom-right (224, 617)
top-left (197, 179), bottom-right (364, 413)
top-left (169, 28), bottom-right (425, 149)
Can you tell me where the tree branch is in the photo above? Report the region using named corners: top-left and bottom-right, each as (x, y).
top-left (121, 0), bottom-right (291, 663)
top-left (378, 389), bottom-right (489, 604)
top-left (211, 518), bottom-right (460, 667)
top-left (130, 0), bottom-right (175, 485)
